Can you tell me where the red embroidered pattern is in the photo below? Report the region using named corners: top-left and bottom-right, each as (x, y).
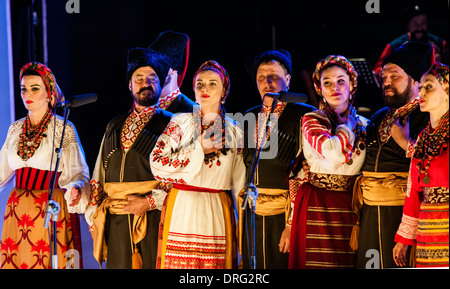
top-left (255, 102), bottom-right (286, 149)
top-left (303, 111), bottom-right (361, 163)
top-left (406, 138), bottom-right (416, 158)
top-left (158, 89), bottom-right (180, 110)
top-left (1, 187), bottom-right (74, 269)
top-left (121, 106), bottom-right (156, 151)
top-left (164, 232), bottom-right (226, 269)
top-left (89, 180), bottom-right (105, 207)
top-left (154, 175), bottom-right (187, 185)
top-left (146, 194), bottom-right (156, 210)
top-left (378, 98), bottom-right (419, 145)
top-left (152, 140), bottom-right (190, 168)
top-left (163, 122), bottom-right (183, 145)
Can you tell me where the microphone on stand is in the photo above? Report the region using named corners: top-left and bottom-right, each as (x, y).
top-left (264, 91), bottom-right (308, 103)
top-left (56, 93), bottom-right (98, 108)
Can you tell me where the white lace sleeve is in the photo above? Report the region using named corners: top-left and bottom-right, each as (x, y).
top-left (0, 121), bottom-right (22, 188)
top-left (56, 119), bottom-right (91, 214)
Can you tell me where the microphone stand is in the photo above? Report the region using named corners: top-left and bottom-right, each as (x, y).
top-left (241, 95), bottom-right (278, 269)
top-left (43, 106), bottom-right (70, 269)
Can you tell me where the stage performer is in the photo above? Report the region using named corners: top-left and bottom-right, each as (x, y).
top-left (241, 49), bottom-right (315, 269)
top-left (289, 55), bottom-right (368, 269)
top-left (0, 62), bottom-right (90, 269)
top-left (393, 62), bottom-right (449, 268)
top-left (354, 41), bottom-right (435, 268)
top-left (151, 60), bottom-right (246, 269)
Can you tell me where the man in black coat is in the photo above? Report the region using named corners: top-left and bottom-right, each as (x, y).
top-left (240, 49), bottom-right (315, 269)
top-left (355, 41), bottom-right (434, 269)
top-left (85, 31), bottom-right (195, 269)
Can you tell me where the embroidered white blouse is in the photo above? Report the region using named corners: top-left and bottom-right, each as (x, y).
top-left (0, 115), bottom-right (90, 214)
top-left (150, 113), bottom-right (246, 203)
top-left (302, 110), bottom-right (369, 176)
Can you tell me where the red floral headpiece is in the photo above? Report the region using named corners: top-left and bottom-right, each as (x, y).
top-left (312, 55), bottom-right (358, 98)
top-left (426, 62), bottom-right (449, 96)
top-left (193, 60), bottom-right (230, 101)
top-left (19, 62), bottom-right (64, 108)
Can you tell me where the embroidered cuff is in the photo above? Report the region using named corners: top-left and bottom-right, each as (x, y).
top-left (396, 213), bottom-right (418, 242)
top-left (406, 138), bottom-right (416, 158)
top-left (146, 194), bottom-right (157, 210)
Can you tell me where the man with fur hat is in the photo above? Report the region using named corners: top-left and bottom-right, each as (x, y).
top-left (84, 32), bottom-right (192, 268)
top-left (240, 49), bottom-right (315, 269)
top-left (355, 41), bottom-right (435, 268)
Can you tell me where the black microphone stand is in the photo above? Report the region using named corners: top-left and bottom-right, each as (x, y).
top-left (241, 95), bottom-right (278, 269)
top-left (43, 106), bottom-right (70, 269)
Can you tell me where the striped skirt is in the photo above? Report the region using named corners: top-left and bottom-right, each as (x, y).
top-left (0, 168), bottom-right (80, 269)
top-left (289, 174), bottom-right (358, 269)
top-left (157, 184), bottom-right (237, 269)
top-left (416, 200), bottom-right (449, 267)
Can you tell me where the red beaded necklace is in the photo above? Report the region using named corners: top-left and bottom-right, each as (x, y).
top-left (193, 109), bottom-right (228, 167)
top-left (414, 110), bottom-right (449, 184)
top-left (18, 109), bottom-right (53, 161)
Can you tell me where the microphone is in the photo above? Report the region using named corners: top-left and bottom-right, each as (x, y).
top-left (264, 91), bottom-right (308, 103)
top-left (56, 93), bottom-right (98, 108)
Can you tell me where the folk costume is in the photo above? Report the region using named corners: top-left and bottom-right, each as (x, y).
top-left (85, 32), bottom-right (194, 269)
top-left (395, 63), bottom-right (449, 267)
top-left (289, 55), bottom-right (368, 269)
top-left (0, 62), bottom-right (90, 269)
top-left (241, 50), bottom-right (315, 269)
top-left (151, 61), bottom-right (246, 269)
top-left (355, 42), bottom-right (435, 268)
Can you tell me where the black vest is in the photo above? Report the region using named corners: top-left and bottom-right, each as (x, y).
top-left (165, 93), bottom-right (196, 114)
top-left (243, 102), bottom-right (315, 189)
top-left (362, 106), bottom-right (429, 172)
top-left (102, 108), bottom-right (172, 182)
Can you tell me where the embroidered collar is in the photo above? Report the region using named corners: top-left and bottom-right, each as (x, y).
top-left (158, 89), bottom-right (180, 110)
top-left (378, 97), bottom-right (419, 145)
top-left (121, 105), bottom-right (157, 151)
top-left (262, 101), bottom-right (285, 113)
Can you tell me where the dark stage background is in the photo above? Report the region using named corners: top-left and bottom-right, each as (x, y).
top-left (10, 0), bottom-right (450, 174)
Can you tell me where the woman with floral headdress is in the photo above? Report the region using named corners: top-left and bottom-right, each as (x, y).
top-left (150, 60), bottom-right (245, 269)
top-left (392, 62), bottom-right (449, 268)
top-left (0, 62), bottom-right (90, 269)
top-left (289, 55), bottom-right (368, 268)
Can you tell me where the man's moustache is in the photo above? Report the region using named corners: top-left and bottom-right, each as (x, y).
top-left (138, 87), bottom-right (153, 94)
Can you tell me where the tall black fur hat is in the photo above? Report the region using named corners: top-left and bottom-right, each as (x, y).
top-left (126, 47), bottom-right (171, 85)
top-left (383, 41), bottom-right (435, 82)
top-left (245, 49), bottom-right (292, 80)
top-left (148, 31), bottom-right (190, 87)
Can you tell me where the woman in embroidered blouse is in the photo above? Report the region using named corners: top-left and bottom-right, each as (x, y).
top-left (393, 62), bottom-right (449, 268)
top-left (0, 62), bottom-right (90, 269)
top-left (150, 60), bottom-right (246, 269)
top-left (289, 55), bottom-right (368, 269)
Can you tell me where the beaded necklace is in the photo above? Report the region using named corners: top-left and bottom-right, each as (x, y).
top-left (18, 108), bottom-right (53, 161)
top-left (414, 110), bottom-right (449, 184)
top-left (194, 110), bottom-right (228, 167)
